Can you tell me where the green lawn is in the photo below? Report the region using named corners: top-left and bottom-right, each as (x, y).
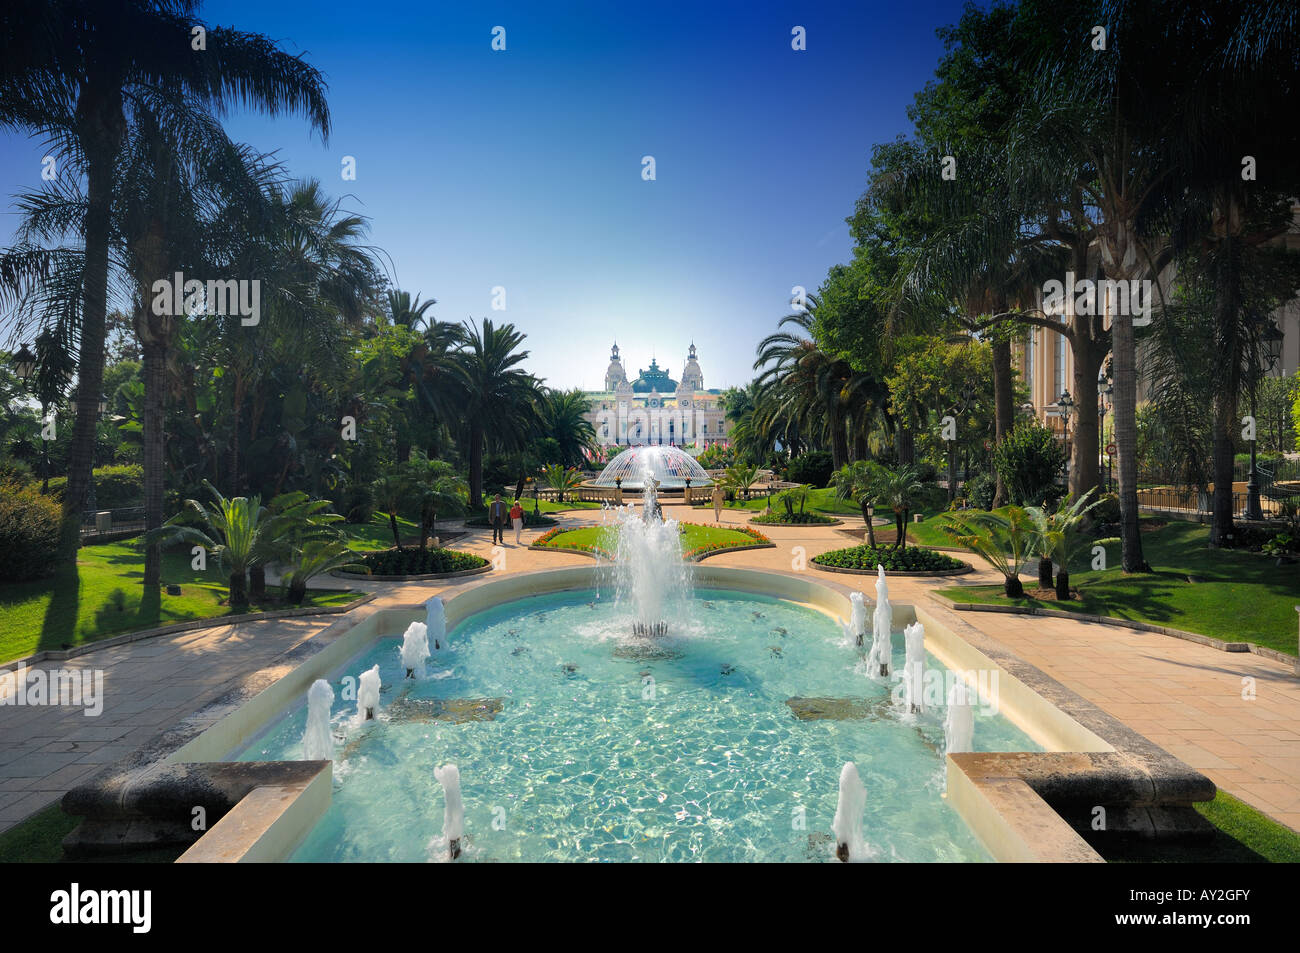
top-left (0, 537), bottom-right (356, 665)
top-left (1101, 791), bottom-right (1300, 863)
top-left (538, 523), bottom-right (762, 558)
top-left (874, 512), bottom-right (958, 548)
top-left (340, 513), bottom-right (421, 551)
top-left (939, 521), bottom-right (1300, 655)
top-left (693, 486), bottom-right (863, 516)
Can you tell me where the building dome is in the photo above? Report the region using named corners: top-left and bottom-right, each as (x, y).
top-left (594, 445), bottom-right (713, 489)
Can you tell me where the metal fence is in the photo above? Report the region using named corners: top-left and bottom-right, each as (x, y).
top-left (80, 506), bottom-right (146, 540)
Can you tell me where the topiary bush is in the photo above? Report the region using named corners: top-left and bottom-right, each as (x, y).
top-left (751, 511), bottom-right (837, 525)
top-left (786, 450), bottom-right (834, 488)
top-left (813, 544), bottom-right (964, 573)
top-left (340, 547), bottom-right (488, 576)
top-left (0, 481), bottom-right (62, 581)
top-left (992, 421), bottom-right (1065, 506)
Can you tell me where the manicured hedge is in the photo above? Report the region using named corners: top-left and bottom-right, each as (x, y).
top-left (340, 547), bottom-right (488, 576)
top-left (813, 544), bottom-right (964, 573)
top-left (42, 464), bottom-right (144, 509)
top-left (0, 482), bottom-right (62, 581)
top-left (751, 511), bottom-right (837, 525)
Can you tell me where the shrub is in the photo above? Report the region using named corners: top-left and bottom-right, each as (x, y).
top-left (812, 544), bottom-right (963, 573)
top-left (964, 471), bottom-right (996, 509)
top-left (1091, 492), bottom-right (1121, 526)
top-left (752, 511), bottom-right (837, 525)
top-left (786, 450), bottom-right (834, 488)
top-left (336, 483), bottom-right (375, 524)
top-left (0, 482), bottom-right (62, 581)
top-left (992, 421), bottom-right (1065, 506)
top-left (340, 547), bottom-right (488, 576)
top-left (42, 464), bottom-right (144, 509)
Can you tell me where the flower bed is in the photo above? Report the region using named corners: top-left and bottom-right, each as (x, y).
top-left (339, 547), bottom-right (489, 576)
top-left (812, 544), bottom-right (966, 574)
top-left (531, 527), bottom-right (614, 559)
top-left (681, 523), bottom-right (771, 560)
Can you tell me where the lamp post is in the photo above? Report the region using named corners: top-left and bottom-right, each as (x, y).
top-left (1058, 389), bottom-right (1075, 477)
top-left (1245, 316), bottom-right (1285, 521)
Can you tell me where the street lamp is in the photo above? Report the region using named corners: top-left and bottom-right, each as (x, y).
top-left (1098, 378), bottom-right (1114, 492)
top-left (1057, 390), bottom-right (1075, 475)
top-left (12, 343), bottom-right (36, 385)
top-left (1245, 316), bottom-right (1286, 520)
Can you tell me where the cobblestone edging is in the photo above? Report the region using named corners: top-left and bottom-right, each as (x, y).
top-left (934, 593), bottom-right (1299, 675)
top-left (0, 592), bottom-right (377, 675)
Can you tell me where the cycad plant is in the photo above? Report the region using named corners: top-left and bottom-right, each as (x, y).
top-left (722, 462), bottom-right (761, 501)
top-left (1027, 489), bottom-right (1107, 600)
top-left (940, 506), bottom-right (1036, 598)
top-left (541, 463), bottom-right (583, 504)
top-left (146, 481), bottom-right (288, 612)
top-left (405, 453), bottom-right (467, 545)
top-left (777, 484), bottom-right (812, 519)
top-left (284, 539), bottom-right (364, 606)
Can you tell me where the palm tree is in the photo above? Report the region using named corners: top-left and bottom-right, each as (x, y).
top-left (0, 0), bottom-right (331, 559)
top-left (722, 462), bottom-right (761, 501)
top-left (538, 389), bottom-right (598, 469)
top-left (404, 452), bottom-right (466, 545)
top-left (541, 463), bottom-right (583, 503)
top-left (830, 460), bottom-right (885, 548)
top-left (874, 464), bottom-right (923, 549)
top-left (386, 289), bottom-right (437, 331)
top-left (451, 318), bottom-right (544, 508)
top-left (371, 472), bottom-right (407, 550)
top-left (284, 539), bottom-right (363, 606)
top-left (941, 506), bottom-right (1036, 598)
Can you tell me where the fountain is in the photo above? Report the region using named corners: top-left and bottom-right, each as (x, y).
top-left (302, 678), bottom-right (334, 761)
top-left (831, 761), bottom-right (868, 862)
top-left (434, 763), bottom-right (465, 860)
top-left (400, 621), bottom-right (430, 678)
top-left (593, 444), bottom-right (712, 490)
top-left (357, 664), bottom-right (381, 722)
top-left (902, 621), bottom-right (925, 714)
top-left (945, 679), bottom-right (974, 753)
top-left (424, 596), bottom-right (447, 652)
top-left (868, 566), bottom-right (893, 678)
top-left (612, 462), bottom-right (691, 637)
top-left (841, 591), bottom-right (868, 647)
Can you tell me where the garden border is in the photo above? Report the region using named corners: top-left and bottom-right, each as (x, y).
top-left (0, 591), bottom-right (377, 675)
top-left (749, 514), bottom-right (844, 527)
top-left (932, 592), bottom-right (1300, 675)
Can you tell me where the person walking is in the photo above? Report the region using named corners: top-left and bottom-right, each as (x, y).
top-left (510, 498), bottom-right (525, 545)
top-left (489, 494), bottom-right (507, 545)
top-left (711, 483), bottom-right (725, 524)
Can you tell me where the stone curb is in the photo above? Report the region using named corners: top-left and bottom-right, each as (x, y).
top-left (933, 593), bottom-right (1299, 674)
top-left (0, 592), bottom-right (377, 675)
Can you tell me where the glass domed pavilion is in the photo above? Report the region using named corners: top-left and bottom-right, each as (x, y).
top-left (593, 445), bottom-right (713, 490)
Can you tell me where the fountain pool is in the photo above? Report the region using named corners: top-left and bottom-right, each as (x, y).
top-left (235, 586), bottom-right (1039, 862)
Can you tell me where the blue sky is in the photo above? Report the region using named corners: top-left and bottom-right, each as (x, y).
top-left (0, 0), bottom-right (968, 391)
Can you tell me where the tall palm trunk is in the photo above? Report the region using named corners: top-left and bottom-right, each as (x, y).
top-left (141, 338), bottom-right (167, 587)
top-left (1209, 230), bottom-right (1242, 547)
top-left (1111, 308), bottom-right (1148, 571)
top-left (60, 91), bottom-right (124, 557)
top-left (1069, 345), bottom-right (1104, 499)
top-left (469, 429), bottom-right (485, 509)
top-left (990, 336), bottom-right (1013, 506)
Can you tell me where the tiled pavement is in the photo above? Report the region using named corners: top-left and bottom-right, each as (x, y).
top-left (1, 501), bottom-right (1296, 835)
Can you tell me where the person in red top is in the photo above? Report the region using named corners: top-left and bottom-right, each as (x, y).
top-left (509, 499), bottom-right (525, 544)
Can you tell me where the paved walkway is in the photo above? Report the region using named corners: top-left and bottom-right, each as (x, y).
top-left (1, 500), bottom-right (1296, 836)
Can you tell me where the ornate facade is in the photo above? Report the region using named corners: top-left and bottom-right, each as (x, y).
top-left (584, 343), bottom-right (730, 448)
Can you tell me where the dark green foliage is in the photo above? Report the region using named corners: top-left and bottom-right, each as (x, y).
top-left (992, 421), bottom-right (1065, 506)
top-left (813, 545), bottom-right (963, 573)
top-left (343, 547), bottom-right (488, 576)
top-left (0, 483), bottom-right (62, 581)
top-left (964, 471), bottom-right (996, 510)
top-left (786, 450), bottom-right (834, 488)
top-left (751, 511), bottom-right (838, 525)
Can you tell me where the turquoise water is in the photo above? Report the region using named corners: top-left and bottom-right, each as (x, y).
top-left (236, 588), bottom-right (1039, 862)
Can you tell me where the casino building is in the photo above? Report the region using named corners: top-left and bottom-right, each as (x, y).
top-left (582, 343), bottom-right (730, 448)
